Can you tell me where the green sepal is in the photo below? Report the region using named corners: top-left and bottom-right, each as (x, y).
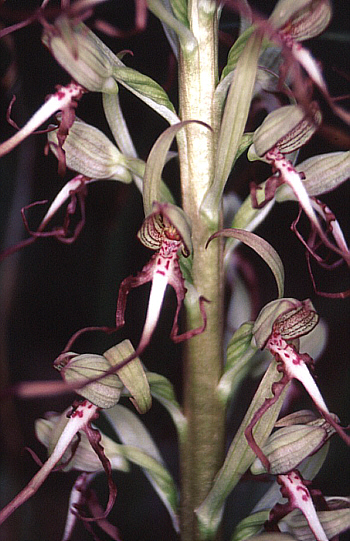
top-left (42, 17), bottom-right (119, 94)
top-left (250, 418), bottom-right (335, 475)
top-left (48, 118), bottom-right (132, 182)
top-left (55, 352), bottom-right (123, 409)
top-left (104, 340), bottom-right (152, 414)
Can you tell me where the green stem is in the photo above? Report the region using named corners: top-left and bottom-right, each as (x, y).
top-left (177, 2), bottom-right (225, 539)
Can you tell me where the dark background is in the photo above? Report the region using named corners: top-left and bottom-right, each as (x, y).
top-left (0, 1), bottom-right (349, 540)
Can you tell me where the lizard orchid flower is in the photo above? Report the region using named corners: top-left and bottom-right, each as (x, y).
top-left (116, 202), bottom-right (208, 354)
top-left (246, 299), bottom-right (350, 471)
top-left (0, 400), bottom-right (118, 527)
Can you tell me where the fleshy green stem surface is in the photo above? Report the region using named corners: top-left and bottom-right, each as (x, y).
top-left (177, 2), bottom-right (226, 539)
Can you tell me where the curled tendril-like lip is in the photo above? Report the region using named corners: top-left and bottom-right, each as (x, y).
top-left (0, 175), bottom-right (90, 263)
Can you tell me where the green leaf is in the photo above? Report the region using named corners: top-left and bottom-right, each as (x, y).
top-left (147, 371), bottom-right (187, 442)
top-left (202, 30), bottom-right (263, 215)
top-left (208, 229), bottom-right (285, 298)
top-left (218, 322), bottom-right (258, 406)
top-left (104, 404), bottom-right (179, 531)
top-left (169, 0), bottom-right (188, 26)
top-left (103, 340), bottom-right (152, 414)
top-left (196, 362), bottom-right (288, 539)
top-left (221, 26), bottom-right (255, 80)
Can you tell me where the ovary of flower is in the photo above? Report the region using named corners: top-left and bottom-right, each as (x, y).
top-left (0, 82), bottom-right (84, 158)
top-left (278, 470), bottom-right (328, 541)
top-left (0, 400), bottom-right (98, 525)
top-left (267, 332), bottom-right (329, 415)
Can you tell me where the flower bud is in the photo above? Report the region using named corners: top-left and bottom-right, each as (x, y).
top-left (54, 352), bottom-right (123, 409)
top-left (273, 299), bottom-right (318, 340)
top-left (270, 0), bottom-right (332, 42)
top-left (252, 103), bottom-right (322, 158)
top-left (48, 118), bottom-right (132, 182)
top-left (251, 418), bottom-right (335, 475)
top-left (252, 298), bottom-right (303, 349)
top-left (42, 17), bottom-right (118, 94)
top-left (138, 202), bottom-right (193, 257)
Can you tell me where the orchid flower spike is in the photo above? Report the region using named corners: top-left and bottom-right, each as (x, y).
top-left (0, 400), bottom-right (117, 526)
top-left (116, 202), bottom-right (207, 355)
